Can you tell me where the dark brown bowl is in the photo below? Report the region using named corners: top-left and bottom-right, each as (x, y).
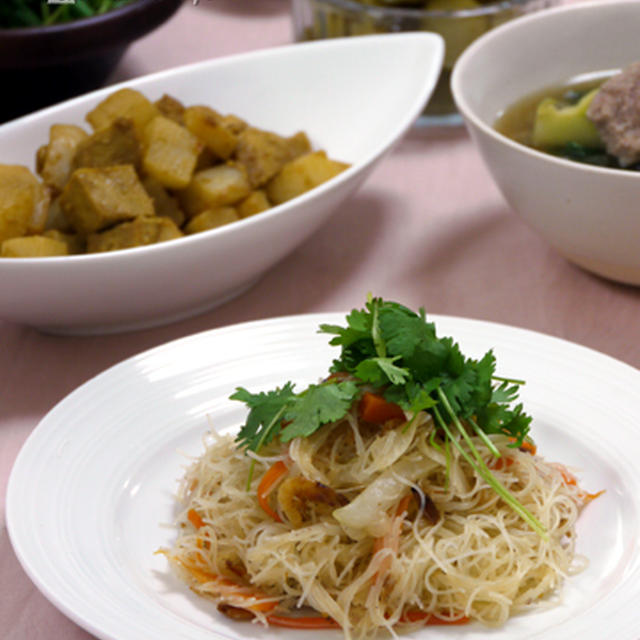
top-left (0, 0), bottom-right (183, 122)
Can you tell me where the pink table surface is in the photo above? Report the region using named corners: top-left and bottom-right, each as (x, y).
top-left (2, 1), bottom-right (639, 638)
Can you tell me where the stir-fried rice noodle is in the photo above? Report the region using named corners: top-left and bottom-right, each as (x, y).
top-left (163, 408), bottom-right (589, 639)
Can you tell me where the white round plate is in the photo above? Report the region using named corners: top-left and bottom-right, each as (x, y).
top-left (6, 313), bottom-right (640, 639)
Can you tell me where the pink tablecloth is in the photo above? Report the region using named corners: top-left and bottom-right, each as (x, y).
top-left (2, 1), bottom-right (639, 638)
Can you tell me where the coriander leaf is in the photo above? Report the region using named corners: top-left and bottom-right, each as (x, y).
top-left (491, 380), bottom-right (521, 404)
top-left (383, 378), bottom-right (439, 414)
top-left (379, 309), bottom-right (434, 361)
top-left (501, 404), bottom-right (532, 445)
top-left (468, 350), bottom-right (496, 409)
top-left (319, 308), bottom-right (372, 348)
top-left (232, 383), bottom-right (295, 451)
top-left (354, 356), bottom-right (409, 387)
top-left (330, 338), bottom-right (378, 374)
top-left (439, 351), bottom-right (477, 417)
top-left (475, 402), bottom-right (511, 434)
top-left (441, 337), bottom-right (466, 376)
top-left (404, 381), bottom-right (439, 414)
top-left (475, 400), bottom-right (532, 444)
top-left (280, 381), bottom-right (359, 442)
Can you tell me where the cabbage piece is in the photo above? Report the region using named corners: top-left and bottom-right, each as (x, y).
top-left (333, 472), bottom-right (404, 539)
top-left (363, 414), bottom-right (420, 475)
top-left (333, 456), bottom-right (437, 540)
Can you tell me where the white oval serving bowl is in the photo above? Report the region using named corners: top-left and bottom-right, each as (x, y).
top-left (0, 33), bottom-right (443, 334)
top-left (451, 0), bottom-right (640, 285)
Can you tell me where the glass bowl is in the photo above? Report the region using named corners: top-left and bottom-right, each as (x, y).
top-left (290, 0), bottom-right (558, 127)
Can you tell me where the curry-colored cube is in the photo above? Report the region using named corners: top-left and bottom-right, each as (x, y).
top-left (37, 124), bottom-right (88, 192)
top-left (42, 229), bottom-right (85, 254)
top-left (142, 115), bottom-right (201, 189)
top-left (286, 131), bottom-right (313, 158)
top-left (235, 127), bottom-right (312, 187)
top-left (266, 151), bottom-right (350, 205)
top-left (0, 165), bottom-right (50, 243)
top-left (154, 93), bottom-right (185, 125)
top-left (86, 88), bottom-right (159, 136)
top-left (44, 197), bottom-right (73, 233)
top-left (184, 207), bottom-right (239, 234)
top-left (73, 117), bottom-right (142, 171)
top-left (86, 216), bottom-right (183, 253)
top-left (236, 189), bottom-right (271, 218)
top-left (178, 164), bottom-right (251, 217)
top-left (59, 165), bottom-right (154, 234)
top-left (184, 106), bottom-right (238, 160)
top-left (194, 146), bottom-right (218, 172)
top-left (1, 235), bottom-right (68, 257)
top-left (141, 176), bottom-right (185, 227)
top-left (221, 113), bottom-right (248, 135)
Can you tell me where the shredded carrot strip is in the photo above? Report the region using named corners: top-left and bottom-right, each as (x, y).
top-left (257, 460), bottom-right (288, 522)
top-left (491, 456), bottom-right (515, 471)
top-left (507, 437), bottom-right (537, 455)
top-left (196, 537), bottom-right (211, 550)
top-left (359, 392), bottom-right (405, 423)
top-left (267, 614), bottom-right (341, 629)
top-left (519, 439), bottom-right (537, 455)
top-left (187, 508), bottom-right (205, 529)
top-left (179, 561), bottom-right (277, 613)
top-left (578, 489), bottom-right (605, 505)
top-left (556, 464), bottom-right (578, 486)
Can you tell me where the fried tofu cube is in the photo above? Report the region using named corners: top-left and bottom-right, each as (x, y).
top-left (37, 124), bottom-right (88, 192)
top-left (0, 165), bottom-right (50, 242)
top-left (178, 164), bottom-right (251, 217)
top-left (86, 216), bottom-right (183, 253)
top-left (266, 151), bottom-right (350, 205)
top-left (184, 106), bottom-right (238, 159)
top-left (86, 88), bottom-right (159, 136)
top-left (73, 117), bottom-right (142, 171)
top-left (184, 207), bottom-right (239, 233)
top-left (154, 93), bottom-right (185, 125)
top-left (286, 131), bottom-right (313, 158)
top-left (142, 115), bottom-right (201, 189)
top-left (141, 176), bottom-right (185, 227)
top-left (59, 165), bottom-right (154, 234)
top-left (1, 235), bottom-right (68, 257)
top-left (235, 127), bottom-right (312, 187)
top-left (236, 189), bottom-right (271, 218)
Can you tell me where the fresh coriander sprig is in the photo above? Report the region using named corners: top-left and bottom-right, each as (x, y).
top-left (232, 295), bottom-right (545, 537)
top-left (232, 379), bottom-right (360, 486)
